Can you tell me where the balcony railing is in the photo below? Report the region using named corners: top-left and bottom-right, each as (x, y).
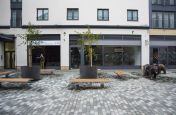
top-left (11, 17), bottom-right (22, 28)
top-left (152, 19), bottom-right (175, 29)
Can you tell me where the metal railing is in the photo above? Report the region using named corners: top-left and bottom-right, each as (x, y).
top-left (152, 19), bottom-right (175, 29)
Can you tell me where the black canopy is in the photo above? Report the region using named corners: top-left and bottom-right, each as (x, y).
top-left (0, 34), bottom-right (16, 41)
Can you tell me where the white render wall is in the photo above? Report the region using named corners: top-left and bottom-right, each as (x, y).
top-left (0, 0), bottom-right (10, 26)
top-left (15, 36), bottom-right (27, 67)
top-left (22, 0), bottom-right (149, 26)
top-left (0, 0), bottom-right (150, 70)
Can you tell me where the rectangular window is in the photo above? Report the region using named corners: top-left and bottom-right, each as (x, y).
top-left (37, 8), bottom-right (49, 21)
top-left (127, 10), bottom-right (138, 21)
top-left (11, 0), bottom-right (22, 2)
top-left (67, 8), bottom-right (79, 20)
top-left (97, 9), bottom-right (109, 21)
top-left (152, 12), bottom-right (175, 28)
top-left (12, 10), bottom-right (17, 27)
top-left (152, 0), bottom-right (163, 5)
top-left (169, 13), bottom-right (175, 28)
top-left (164, 13), bottom-right (169, 28)
top-left (169, 0), bottom-right (175, 5)
top-left (11, 9), bottom-right (22, 28)
top-left (152, 12), bottom-right (163, 28)
top-left (165, 0), bottom-right (175, 5)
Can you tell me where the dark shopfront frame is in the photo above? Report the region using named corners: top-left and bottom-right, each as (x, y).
top-left (69, 34), bottom-right (142, 69)
top-left (31, 34), bottom-right (61, 69)
top-left (150, 46), bottom-right (176, 68)
top-left (150, 35), bottom-right (176, 68)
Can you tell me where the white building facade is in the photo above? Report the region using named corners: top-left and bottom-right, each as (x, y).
top-left (0, 0), bottom-right (150, 70)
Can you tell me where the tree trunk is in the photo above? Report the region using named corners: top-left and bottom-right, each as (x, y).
top-left (90, 47), bottom-right (92, 67)
top-left (28, 47), bottom-right (32, 67)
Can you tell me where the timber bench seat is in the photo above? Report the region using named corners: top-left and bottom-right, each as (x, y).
top-left (0, 78), bottom-right (33, 87)
top-left (114, 70), bottom-right (126, 78)
top-left (40, 69), bottom-right (55, 75)
top-left (70, 78), bottom-right (111, 89)
top-left (0, 71), bottom-right (16, 77)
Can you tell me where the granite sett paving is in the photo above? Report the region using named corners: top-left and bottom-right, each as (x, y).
top-left (0, 70), bottom-right (176, 115)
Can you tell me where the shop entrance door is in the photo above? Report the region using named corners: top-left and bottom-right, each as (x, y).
top-left (150, 47), bottom-right (167, 65)
top-left (4, 42), bottom-right (15, 69)
top-left (70, 47), bottom-right (81, 68)
top-left (5, 51), bottom-right (15, 69)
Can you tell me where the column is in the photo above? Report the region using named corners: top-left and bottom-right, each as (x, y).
top-left (141, 33), bottom-right (150, 70)
top-left (15, 36), bottom-right (27, 70)
top-left (60, 33), bottom-right (69, 70)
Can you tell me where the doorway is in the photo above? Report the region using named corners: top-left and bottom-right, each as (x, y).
top-left (5, 51), bottom-right (15, 69)
top-left (70, 47), bottom-right (80, 69)
top-left (4, 42), bottom-right (15, 69)
top-left (32, 46), bottom-right (60, 69)
top-left (150, 47), bottom-right (167, 65)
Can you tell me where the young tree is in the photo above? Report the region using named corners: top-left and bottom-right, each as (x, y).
top-left (78, 28), bottom-right (99, 67)
top-left (19, 22), bottom-right (41, 67)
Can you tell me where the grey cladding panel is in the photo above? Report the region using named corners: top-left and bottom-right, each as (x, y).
top-left (38, 35), bottom-right (60, 40)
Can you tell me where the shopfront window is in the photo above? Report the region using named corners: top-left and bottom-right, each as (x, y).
top-left (123, 47), bottom-right (135, 65)
top-left (104, 47), bottom-right (123, 66)
top-left (5, 42), bottom-right (15, 51)
top-left (92, 46), bottom-right (103, 66)
top-left (168, 46), bottom-right (176, 65)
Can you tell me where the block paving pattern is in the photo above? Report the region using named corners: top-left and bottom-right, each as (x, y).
top-left (0, 71), bottom-right (176, 115)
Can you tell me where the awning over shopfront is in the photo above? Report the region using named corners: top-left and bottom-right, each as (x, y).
top-left (0, 34), bottom-right (16, 41)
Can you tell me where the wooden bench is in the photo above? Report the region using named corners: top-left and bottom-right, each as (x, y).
top-left (40, 69), bottom-right (55, 75)
top-left (70, 78), bottom-right (111, 89)
top-left (114, 70), bottom-right (126, 78)
top-left (0, 78), bottom-right (33, 87)
top-left (0, 71), bottom-right (16, 77)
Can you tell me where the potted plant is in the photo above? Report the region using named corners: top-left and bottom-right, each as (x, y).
top-left (19, 22), bottom-right (42, 80)
top-left (77, 28), bottom-right (99, 79)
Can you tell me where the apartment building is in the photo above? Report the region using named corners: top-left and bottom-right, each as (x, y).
top-left (0, 0), bottom-right (150, 70)
top-left (149, 0), bottom-right (176, 68)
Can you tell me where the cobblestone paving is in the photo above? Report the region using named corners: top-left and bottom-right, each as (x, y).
top-left (0, 71), bottom-right (176, 115)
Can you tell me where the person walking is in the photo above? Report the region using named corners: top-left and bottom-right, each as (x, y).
top-left (40, 53), bottom-right (45, 69)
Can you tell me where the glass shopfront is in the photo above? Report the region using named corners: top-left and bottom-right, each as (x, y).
top-left (150, 46), bottom-right (176, 67)
top-left (70, 34), bottom-right (141, 69)
top-left (71, 46), bottom-right (141, 68)
top-left (32, 46), bottom-right (60, 68)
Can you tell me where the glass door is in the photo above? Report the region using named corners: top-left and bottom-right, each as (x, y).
top-left (159, 47), bottom-right (167, 65)
top-left (5, 51), bottom-right (15, 69)
top-left (4, 42), bottom-right (15, 69)
top-left (104, 47), bottom-right (123, 66)
top-left (150, 47), bottom-right (167, 65)
top-left (70, 47), bottom-right (80, 68)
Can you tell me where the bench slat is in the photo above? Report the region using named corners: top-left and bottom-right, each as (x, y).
top-left (0, 78), bottom-right (33, 83)
top-left (71, 78), bottom-right (111, 83)
top-left (0, 71), bottom-right (15, 76)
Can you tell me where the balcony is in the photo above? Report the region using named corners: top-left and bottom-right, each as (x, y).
top-left (152, 19), bottom-right (176, 29)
